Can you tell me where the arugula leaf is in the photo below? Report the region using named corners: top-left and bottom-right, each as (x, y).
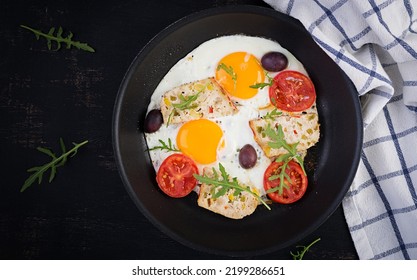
top-left (249, 71), bottom-right (274, 89)
top-left (263, 124), bottom-right (307, 195)
top-left (172, 93), bottom-right (200, 111)
top-left (290, 238), bottom-right (321, 260)
top-left (266, 160), bottom-right (291, 195)
top-left (264, 124), bottom-right (305, 174)
top-left (262, 108), bottom-right (282, 120)
top-left (249, 81), bottom-right (273, 89)
top-left (21, 138), bottom-right (89, 192)
top-left (264, 124), bottom-right (298, 154)
top-left (20, 25), bottom-right (95, 52)
top-left (193, 163), bottom-right (271, 210)
top-left (148, 138), bottom-right (180, 152)
top-left (166, 83), bottom-right (208, 126)
top-left (217, 63), bottom-right (237, 88)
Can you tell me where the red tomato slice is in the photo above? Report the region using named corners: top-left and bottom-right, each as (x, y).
top-left (263, 160), bottom-right (308, 204)
top-left (269, 71), bottom-right (316, 112)
top-left (156, 154), bottom-right (198, 198)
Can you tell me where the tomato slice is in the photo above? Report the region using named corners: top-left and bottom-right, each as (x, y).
top-left (269, 71), bottom-right (316, 112)
top-left (156, 154), bottom-right (199, 198)
top-left (263, 160), bottom-right (308, 204)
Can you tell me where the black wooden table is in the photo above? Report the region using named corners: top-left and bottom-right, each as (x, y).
top-left (0, 0), bottom-right (358, 259)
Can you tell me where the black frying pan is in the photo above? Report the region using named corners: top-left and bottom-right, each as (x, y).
top-left (112, 5), bottom-right (363, 256)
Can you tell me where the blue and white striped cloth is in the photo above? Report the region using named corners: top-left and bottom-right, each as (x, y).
top-left (265, 0), bottom-right (417, 259)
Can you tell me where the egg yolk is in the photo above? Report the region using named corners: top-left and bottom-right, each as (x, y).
top-left (177, 119), bottom-right (224, 164)
top-left (215, 52), bottom-right (265, 99)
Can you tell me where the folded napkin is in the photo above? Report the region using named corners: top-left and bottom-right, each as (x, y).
top-left (265, 0), bottom-right (417, 259)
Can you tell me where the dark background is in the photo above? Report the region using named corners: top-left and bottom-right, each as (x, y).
top-left (0, 0), bottom-right (358, 259)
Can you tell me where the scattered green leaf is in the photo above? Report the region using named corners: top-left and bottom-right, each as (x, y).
top-left (172, 93), bottom-right (200, 111)
top-left (20, 25), bottom-right (95, 52)
top-left (249, 81), bottom-right (273, 89)
top-left (249, 71), bottom-right (274, 89)
top-left (290, 238), bottom-right (321, 260)
top-left (264, 124), bottom-right (305, 174)
top-left (21, 138), bottom-right (89, 192)
top-left (148, 138), bottom-right (180, 152)
top-left (266, 159), bottom-right (292, 195)
top-left (264, 124), bottom-right (306, 195)
top-left (166, 83), bottom-right (208, 126)
top-left (193, 163), bottom-right (271, 210)
top-left (262, 108), bottom-right (282, 120)
top-left (217, 62), bottom-right (237, 89)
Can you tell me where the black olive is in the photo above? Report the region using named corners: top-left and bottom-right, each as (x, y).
top-left (261, 51), bottom-right (288, 72)
top-left (239, 144), bottom-right (257, 169)
top-left (144, 109), bottom-right (163, 133)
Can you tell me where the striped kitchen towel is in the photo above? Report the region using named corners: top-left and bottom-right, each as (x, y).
top-left (264, 0), bottom-right (417, 259)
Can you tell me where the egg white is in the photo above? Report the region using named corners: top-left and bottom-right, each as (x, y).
top-left (145, 35), bottom-right (308, 196)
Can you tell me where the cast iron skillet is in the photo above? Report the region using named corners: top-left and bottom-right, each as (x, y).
top-left (113, 5), bottom-right (363, 256)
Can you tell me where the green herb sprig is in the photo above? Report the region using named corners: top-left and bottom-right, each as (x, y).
top-left (267, 159), bottom-right (292, 195)
top-left (249, 72), bottom-right (274, 89)
top-left (148, 138), bottom-right (179, 152)
top-left (21, 138), bottom-right (89, 192)
top-left (217, 63), bottom-right (237, 88)
top-left (264, 124), bottom-right (306, 195)
top-left (290, 238), bottom-right (321, 260)
top-left (167, 83), bottom-right (208, 126)
top-left (249, 82), bottom-right (272, 89)
top-left (265, 124), bottom-right (305, 173)
top-left (172, 92), bottom-right (201, 111)
top-left (20, 25), bottom-right (95, 53)
top-left (193, 163), bottom-right (271, 210)
top-left (262, 108), bottom-right (282, 120)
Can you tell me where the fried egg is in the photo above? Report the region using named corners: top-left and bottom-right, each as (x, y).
top-left (215, 52), bottom-right (264, 99)
top-left (176, 118), bottom-right (224, 165)
top-left (145, 35), bottom-right (310, 197)
top-left (147, 35), bottom-right (307, 112)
